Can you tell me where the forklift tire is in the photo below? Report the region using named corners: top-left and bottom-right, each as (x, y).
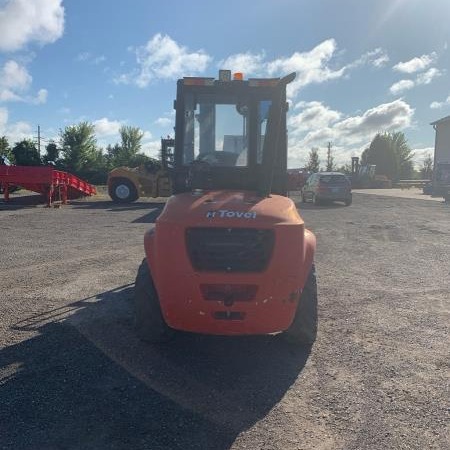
top-left (109, 178), bottom-right (139, 203)
top-left (284, 265), bottom-right (317, 345)
top-left (344, 197), bottom-right (352, 206)
top-left (134, 259), bottom-right (174, 343)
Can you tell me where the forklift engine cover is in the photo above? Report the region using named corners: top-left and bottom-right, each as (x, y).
top-left (144, 190), bottom-right (315, 335)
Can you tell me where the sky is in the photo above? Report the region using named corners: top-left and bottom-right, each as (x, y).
top-left (1, 0), bottom-right (450, 168)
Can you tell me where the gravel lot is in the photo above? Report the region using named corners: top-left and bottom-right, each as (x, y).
top-left (0, 191), bottom-right (449, 450)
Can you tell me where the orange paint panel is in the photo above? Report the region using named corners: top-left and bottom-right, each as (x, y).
top-left (144, 191), bottom-right (316, 335)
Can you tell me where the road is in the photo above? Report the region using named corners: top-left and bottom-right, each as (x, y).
top-left (0, 192), bottom-right (449, 449)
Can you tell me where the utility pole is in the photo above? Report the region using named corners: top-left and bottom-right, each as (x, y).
top-left (37, 125), bottom-right (41, 157)
top-left (326, 141), bottom-right (334, 171)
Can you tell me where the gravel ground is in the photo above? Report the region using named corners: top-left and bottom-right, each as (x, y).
top-left (0, 191), bottom-right (449, 450)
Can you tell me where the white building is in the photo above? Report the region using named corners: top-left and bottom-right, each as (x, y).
top-left (430, 115), bottom-right (450, 192)
top-left (431, 115), bottom-right (450, 165)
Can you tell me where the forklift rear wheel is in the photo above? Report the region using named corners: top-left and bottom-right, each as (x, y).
top-left (134, 259), bottom-right (174, 343)
top-left (284, 265), bottom-right (317, 345)
top-left (109, 178), bottom-right (139, 203)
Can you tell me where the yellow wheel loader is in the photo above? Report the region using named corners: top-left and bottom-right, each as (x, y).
top-left (107, 138), bottom-right (174, 203)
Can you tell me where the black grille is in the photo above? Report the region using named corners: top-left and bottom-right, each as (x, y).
top-left (186, 227), bottom-right (274, 272)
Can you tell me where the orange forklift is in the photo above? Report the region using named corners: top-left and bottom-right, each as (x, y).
top-left (134, 70), bottom-right (317, 344)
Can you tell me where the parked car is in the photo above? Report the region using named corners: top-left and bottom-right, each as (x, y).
top-left (302, 172), bottom-right (352, 206)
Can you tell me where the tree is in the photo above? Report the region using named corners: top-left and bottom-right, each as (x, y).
top-left (60, 122), bottom-right (98, 174)
top-left (0, 136), bottom-right (14, 162)
top-left (43, 141), bottom-right (60, 165)
top-left (305, 147), bottom-right (320, 173)
top-left (361, 132), bottom-right (413, 181)
top-left (11, 139), bottom-right (41, 166)
top-left (325, 142), bottom-right (335, 171)
top-left (335, 163), bottom-right (352, 174)
top-left (421, 154), bottom-right (433, 180)
top-left (120, 125), bottom-right (143, 159)
top-left (391, 131), bottom-right (414, 179)
top-left (108, 126), bottom-right (145, 168)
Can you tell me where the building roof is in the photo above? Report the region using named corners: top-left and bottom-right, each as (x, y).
top-left (430, 115), bottom-right (450, 126)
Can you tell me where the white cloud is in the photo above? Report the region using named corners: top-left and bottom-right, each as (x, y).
top-left (389, 79), bottom-right (414, 95)
top-left (412, 147), bottom-right (434, 166)
top-left (76, 52), bottom-right (106, 65)
top-left (93, 118), bottom-right (123, 137)
top-left (0, 0), bottom-right (65, 52)
top-left (389, 67), bottom-right (443, 95)
top-left (0, 107), bottom-right (8, 130)
top-left (119, 34), bottom-right (212, 87)
top-left (0, 60), bottom-right (32, 91)
top-left (0, 60), bottom-right (50, 105)
top-left (335, 100), bottom-right (413, 138)
top-left (289, 101), bottom-right (341, 134)
top-left (288, 99), bottom-right (414, 166)
top-left (372, 54), bottom-right (390, 68)
top-left (6, 121), bottom-right (33, 141)
top-left (393, 52), bottom-right (437, 73)
top-left (0, 60), bottom-right (33, 102)
top-left (154, 117), bottom-right (173, 127)
top-left (94, 55), bottom-right (106, 65)
top-left (76, 52), bottom-right (91, 62)
top-left (350, 48), bottom-right (390, 69)
top-left (0, 89), bottom-right (21, 102)
top-left (34, 88), bottom-right (48, 104)
top-left (267, 39), bottom-right (346, 96)
top-left (430, 95), bottom-right (450, 109)
top-left (416, 67), bottom-right (442, 85)
top-left (0, 108), bottom-right (34, 143)
top-left (115, 39), bottom-right (390, 100)
top-left (218, 52), bottom-right (266, 75)
top-left (141, 139), bottom-right (162, 159)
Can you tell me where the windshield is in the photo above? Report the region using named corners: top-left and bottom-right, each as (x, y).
top-left (182, 93), bottom-right (270, 167)
top-left (319, 175), bottom-right (349, 184)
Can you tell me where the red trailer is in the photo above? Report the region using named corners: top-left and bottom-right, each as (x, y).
top-left (0, 165), bottom-right (96, 206)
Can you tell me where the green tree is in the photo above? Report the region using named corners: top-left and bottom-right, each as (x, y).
top-left (305, 147), bottom-right (320, 173)
top-left (391, 131), bottom-right (413, 179)
top-left (60, 122), bottom-right (98, 174)
top-left (421, 154), bottom-right (433, 180)
top-left (84, 147), bottom-right (109, 184)
top-left (11, 139), bottom-right (41, 166)
top-left (335, 163), bottom-right (352, 174)
top-left (43, 141), bottom-right (60, 165)
top-left (0, 136), bottom-right (14, 162)
top-left (108, 126), bottom-right (145, 168)
top-left (121, 125), bottom-right (143, 160)
top-left (361, 132), bottom-right (413, 181)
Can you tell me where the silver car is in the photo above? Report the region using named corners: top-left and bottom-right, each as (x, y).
top-left (302, 172), bottom-right (352, 206)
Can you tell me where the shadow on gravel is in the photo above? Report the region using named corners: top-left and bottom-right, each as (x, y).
top-left (70, 200), bottom-right (165, 212)
top-left (2, 285), bottom-right (310, 450)
top-left (0, 193), bottom-right (44, 210)
top-left (294, 201), bottom-right (350, 210)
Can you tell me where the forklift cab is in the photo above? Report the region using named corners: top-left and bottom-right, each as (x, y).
top-left (172, 71), bottom-right (294, 197)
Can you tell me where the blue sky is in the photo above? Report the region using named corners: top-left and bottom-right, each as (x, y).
top-left (1, 0), bottom-right (450, 167)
